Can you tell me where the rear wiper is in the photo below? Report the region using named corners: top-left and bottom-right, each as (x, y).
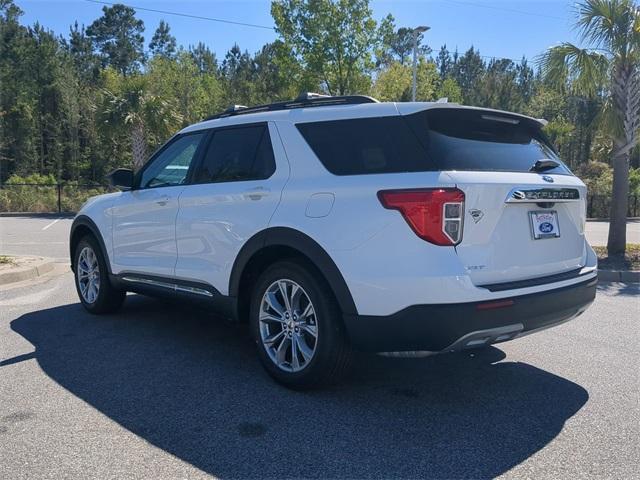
top-left (529, 159), bottom-right (560, 172)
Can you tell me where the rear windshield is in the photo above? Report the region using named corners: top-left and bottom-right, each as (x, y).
top-left (296, 108), bottom-right (571, 176)
top-left (405, 108), bottom-right (570, 174)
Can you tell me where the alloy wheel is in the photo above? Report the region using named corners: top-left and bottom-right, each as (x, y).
top-left (77, 246), bottom-right (100, 304)
top-left (259, 279), bottom-right (318, 372)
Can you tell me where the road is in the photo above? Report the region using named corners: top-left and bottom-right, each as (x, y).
top-left (586, 219), bottom-right (640, 246)
top-left (0, 215), bottom-right (639, 479)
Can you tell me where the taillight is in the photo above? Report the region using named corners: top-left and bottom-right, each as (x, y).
top-left (377, 188), bottom-right (465, 246)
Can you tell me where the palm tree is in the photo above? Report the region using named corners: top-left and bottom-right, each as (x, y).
top-left (101, 74), bottom-right (182, 170)
top-left (538, 0), bottom-right (639, 256)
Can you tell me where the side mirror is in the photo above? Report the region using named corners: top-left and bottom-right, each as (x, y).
top-left (107, 168), bottom-right (134, 190)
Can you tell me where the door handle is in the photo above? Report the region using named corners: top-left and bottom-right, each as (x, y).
top-left (155, 195), bottom-right (170, 206)
top-left (243, 187), bottom-right (270, 201)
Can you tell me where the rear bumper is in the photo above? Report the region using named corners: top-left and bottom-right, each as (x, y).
top-left (343, 275), bottom-right (597, 352)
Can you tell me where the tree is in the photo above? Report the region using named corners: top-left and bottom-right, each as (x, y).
top-left (436, 77), bottom-right (463, 103)
top-left (538, 0), bottom-right (639, 255)
top-left (389, 27), bottom-right (428, 65)
top-left (452, 47), bottom-right (485, 105)
top-left (86, 4), bottom-right (145, 75)
top-left (149, 20), bottom-right (176, 58)
top-left (478, 59), bottom-right (522, 111)
top-left (253, 41), bottom-right (302, 102)
top-left (378, 23), bottom-right (430, 67)
top-left (371, 62), bottom-right (411, 101)
top-left (220, 44), bottom-right (256, 105)
top-left (66, 21), bottom-right (99, 83)
top-left (147, 52), bottom-right (222, 126)
top-left (372, 59), bottom-right (439, 101)
top-left (189, 42), bottom-right (217, 74)
top-left (271, 0), bottom-right (383, 95)
top-left (436, 44), bottom-right (453, 78)
top-left (100, 71), bottom-right (182, 169)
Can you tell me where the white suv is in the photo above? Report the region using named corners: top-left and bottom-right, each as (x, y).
top-left (70, 94), bottom-right (597, 388)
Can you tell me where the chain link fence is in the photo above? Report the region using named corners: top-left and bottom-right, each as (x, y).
top-left (0, 183), bottom-right (111, 213)
top-left (1, 183), bottom-right (638, 218)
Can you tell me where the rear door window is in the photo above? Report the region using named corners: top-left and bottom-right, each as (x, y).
top-left (405, 108), bottom-right (571, 174)
top-left (194, 124), bottom-right (275, 183)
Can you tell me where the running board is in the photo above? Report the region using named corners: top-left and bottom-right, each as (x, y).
top-left (120, 275), bottom-right (215, 297)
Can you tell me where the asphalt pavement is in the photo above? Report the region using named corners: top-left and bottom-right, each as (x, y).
top-left (0, 215), bottom-right (639, 479)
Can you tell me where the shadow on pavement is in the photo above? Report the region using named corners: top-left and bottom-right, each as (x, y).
top-left (597, 281), bottom-right (640, 297)
top-left (6, 295), bottom-right (588, 479)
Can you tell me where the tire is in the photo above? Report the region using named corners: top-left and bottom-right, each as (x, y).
top-left (250, 259), bottom-right (352, 389)
top-left (73, 235), bottom-right (126, 314)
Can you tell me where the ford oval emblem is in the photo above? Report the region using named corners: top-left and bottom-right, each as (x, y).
top-left (542, 175), bottom-right (554, 183)
top-left (539, 222), bottom-right (554, 233)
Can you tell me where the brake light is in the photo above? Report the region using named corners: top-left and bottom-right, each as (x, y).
top-left (377, 188), bottom-right (465, 246)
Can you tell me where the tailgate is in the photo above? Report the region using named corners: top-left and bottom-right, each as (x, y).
top-left (450, 171), bottom-right (587, 285)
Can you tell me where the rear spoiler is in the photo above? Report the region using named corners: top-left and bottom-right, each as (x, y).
top-left (396, 102), bottom-right (549, 128)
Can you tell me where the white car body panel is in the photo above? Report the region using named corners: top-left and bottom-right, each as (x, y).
top-left (451, 171), bottom-right (588, 285)
top-left (76, 192), bottom-right (118, 258)
top-left (173, 123), bottom-right (289, 294)
top-left (110, 185), bottom-right (186, 277)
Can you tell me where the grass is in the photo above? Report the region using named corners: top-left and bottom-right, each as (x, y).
top-left (0, 255), bottom-right (15, 265)
top-left (593, 244), bottom-right (640, 271)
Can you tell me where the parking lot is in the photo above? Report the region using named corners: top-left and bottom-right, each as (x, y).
top-left (1, 215), bottom-right (639, 479)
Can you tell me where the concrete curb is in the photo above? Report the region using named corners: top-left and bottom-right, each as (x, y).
top-left (0, 257), bottom-right (56, 286)
top-left (598, 269), bottom-right (640, 283)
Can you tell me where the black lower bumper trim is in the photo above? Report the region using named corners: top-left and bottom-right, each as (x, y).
top-left (343, 276), bottom-right (597, 352)
top-left (479, 267), bottom-right (591, 292)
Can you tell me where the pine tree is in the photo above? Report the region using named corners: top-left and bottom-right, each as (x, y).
top-left (86, 4), bottom-right (145, 75)
top-left (189, 42), bottom-right (217, 75)
top-left (149, 20), bottom-right (176, 58)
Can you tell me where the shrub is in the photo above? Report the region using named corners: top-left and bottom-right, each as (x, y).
top-left (575, 161), bottom-right (613, 196)
top-left (0, 174), bottom-right (108, 213)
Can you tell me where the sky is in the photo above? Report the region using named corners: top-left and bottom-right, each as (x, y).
top-left (17, 0), bottom-right (584, 63)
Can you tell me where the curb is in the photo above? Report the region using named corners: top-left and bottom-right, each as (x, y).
top-left (598, 269), bottom-right (640, 283)
top-left (586, 217), bottom-right (639, 222)
top-left (0, 257), bottom-right (56, 286)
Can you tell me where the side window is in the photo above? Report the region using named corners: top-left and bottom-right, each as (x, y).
top-left (296, 117), bottom-right (436, 175)
top-left (194, 125), bottom-right (276, 184)
top-left (139, 133), bottom-right (205, 189)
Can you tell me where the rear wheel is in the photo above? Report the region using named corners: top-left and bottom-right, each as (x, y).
top-left (250, 260), bottom-right (352, 389)
top-left (74, 236), bottom-right (125, 314)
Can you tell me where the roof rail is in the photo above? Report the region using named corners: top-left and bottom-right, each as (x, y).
top-left (224, 104), bottom-right (248, 114)
top-left (205, 93), bottom-right (378, 121)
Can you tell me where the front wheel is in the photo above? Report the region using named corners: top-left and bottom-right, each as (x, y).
top-left (250, 260), bottom-right (352, 389)
top-left (74, 236), bottom-right (126, 314)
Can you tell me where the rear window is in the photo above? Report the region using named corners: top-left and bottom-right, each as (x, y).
top-left (296, 108), bottom-right (570, 176)
top-left (296, 116), bottom-right (436, 175)
top-left (406, 108), bottom-right (571, 174)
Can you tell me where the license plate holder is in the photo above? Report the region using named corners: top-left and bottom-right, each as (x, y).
top-left (529, 210), bottom-right (560, 239)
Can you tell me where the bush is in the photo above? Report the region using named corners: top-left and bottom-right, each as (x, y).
top-left (630, 168), bottom-right (640, 196)
top-left (575, 161), bottom-right (613, 195)
top-left (0, 174), bottom-right (108, 213)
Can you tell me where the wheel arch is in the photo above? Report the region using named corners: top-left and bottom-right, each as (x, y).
top-left (70, 215), bottom-right (111, 273)
top-left (229, 227), bottom-right (358, 322)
